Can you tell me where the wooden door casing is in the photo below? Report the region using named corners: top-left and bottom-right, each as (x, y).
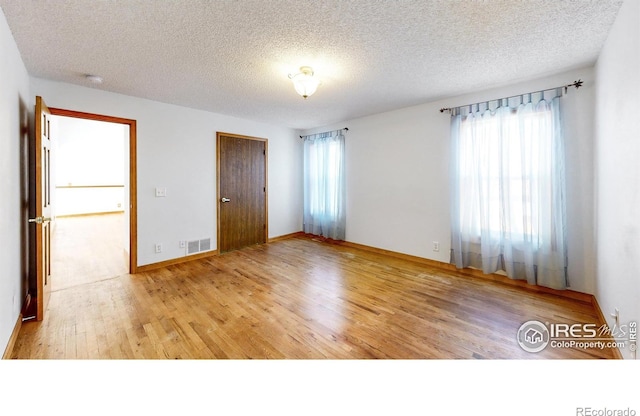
top-left (48, 107), bottom-right (138, 274)
top-left (217, 133), bottom-right (267, 253)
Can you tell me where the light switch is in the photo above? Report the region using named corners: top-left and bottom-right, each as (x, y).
top-left (155, 187), bottom-right (167, 197)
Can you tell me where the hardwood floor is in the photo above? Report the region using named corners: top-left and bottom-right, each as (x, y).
top-left (51, 213), bottom-right (128, 292)
top-left (11, 235), bottom-right (617, 359)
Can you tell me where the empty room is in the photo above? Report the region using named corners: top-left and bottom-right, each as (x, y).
top-left (0, 0), bottom-right (639, 413)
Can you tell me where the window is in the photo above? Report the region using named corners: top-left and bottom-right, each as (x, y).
top-left (306, 138), bottom-right (342, 218)
top-left (450, 92), bottom-right (567, 289)
top-left (303, 130), bottom-right (346, 240)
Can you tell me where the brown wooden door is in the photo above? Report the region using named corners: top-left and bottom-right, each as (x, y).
top-left (32, 96), bottom-right (53, 321)
top-left (217, 133), bottom-right (267, 253)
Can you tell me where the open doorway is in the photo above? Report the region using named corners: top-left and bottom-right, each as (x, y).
top-left (50, 115), bottom-right (129, 290)
top-left (47, 108), bottom-right (137, 294)
top-left (22, 101), bottom-right (137, 322)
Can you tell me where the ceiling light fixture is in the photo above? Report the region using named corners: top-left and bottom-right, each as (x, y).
top-left (85, 74), bottom-right (103, 84)
top-left (288, 66), bottom-right (319, 99)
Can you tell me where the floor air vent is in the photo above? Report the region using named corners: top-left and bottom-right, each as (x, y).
top-left (187, 238), bottom-right (211, 255)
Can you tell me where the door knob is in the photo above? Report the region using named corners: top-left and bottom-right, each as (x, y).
top-left (221, 197), bottom-right (231, 203)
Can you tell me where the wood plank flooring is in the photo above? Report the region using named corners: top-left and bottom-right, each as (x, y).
top-left (11, 235), bottom-right (617, 359)
top-left (51, 213), bottom-right (128, 291)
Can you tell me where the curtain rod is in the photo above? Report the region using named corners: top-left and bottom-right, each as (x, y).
top-left (300, 127), bottom-right (348, 139)
top-left (439, 79), bottom-right (583, 114)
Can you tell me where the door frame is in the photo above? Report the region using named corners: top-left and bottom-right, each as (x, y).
top-left (50, 107), bottom-right (138, 274)
top-left (216, 132), bottom-right (268, 252)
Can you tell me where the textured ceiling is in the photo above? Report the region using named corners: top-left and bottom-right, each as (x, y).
top-left (0, 0), bottom-right (624, 130)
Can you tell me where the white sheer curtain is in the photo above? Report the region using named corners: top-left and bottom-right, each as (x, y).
top-left (450, 90), bottom-right (568, 289)
top-left (303, 130), bottom-right (346, 240)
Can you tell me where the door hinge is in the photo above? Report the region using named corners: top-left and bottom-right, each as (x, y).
top-left (263, 187), bottom-right (266, 193)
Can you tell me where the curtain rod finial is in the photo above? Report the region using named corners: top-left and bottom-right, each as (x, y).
top-left (566, 79), bottom-right (583, 93)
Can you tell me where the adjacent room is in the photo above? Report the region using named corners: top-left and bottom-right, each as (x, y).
top-left (1, 0), bottom-right (638, 371)
top-left (49, 115), bottom-right (130, 291)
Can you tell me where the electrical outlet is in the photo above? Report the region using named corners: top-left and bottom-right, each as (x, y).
top-left (155, 187), bottom-right (167, 197)
top-left (179, 241), bottom-right (186, 248)
top-left (433, 241), bottom-right (440, 252)
top-left (155, 244), bottom-right (162, 253)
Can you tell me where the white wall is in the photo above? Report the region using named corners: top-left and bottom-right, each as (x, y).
top-left (0, 7), bottom-right (30, 355)
top-left (30, 78), bottom-right (303, 267)
top-left (55, 187), bottom-right (125, 216)
top-left (594, 0), bottom-right (640, 359)
top-left (303, 66), bottom-right (597, 295)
